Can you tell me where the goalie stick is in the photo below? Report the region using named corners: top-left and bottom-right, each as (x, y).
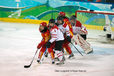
top-left (71, 42), bottom-right (83, 56)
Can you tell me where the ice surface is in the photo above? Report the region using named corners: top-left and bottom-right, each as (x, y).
top-left (0, 22), bottom-right (114, 76)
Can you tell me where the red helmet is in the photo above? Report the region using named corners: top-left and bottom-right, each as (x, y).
top-left (59, 12), bottom-right (65, 16)
top-left (39, 22), bottom-right (48, 33)
top-left (40, 22), bottom-right (47, 27)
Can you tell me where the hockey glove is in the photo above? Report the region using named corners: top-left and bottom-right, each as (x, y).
top-left (37, 43), bottom-right (42, 49)
top-left (46, 42), bottom-right (51, 48)
top-left (66, 36), bottom-right (71, 42)
top-left (37, 41), bottom-right (46, 49)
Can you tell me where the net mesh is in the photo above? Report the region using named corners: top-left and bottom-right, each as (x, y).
top-left (76, 10), bottom-right (114, 42)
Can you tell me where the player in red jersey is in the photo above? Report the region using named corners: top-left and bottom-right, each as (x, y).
top-left (37, 22), bottom-right (55, 64)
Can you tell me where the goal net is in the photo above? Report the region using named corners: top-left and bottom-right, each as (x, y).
top-left (75, 10), bottom-right (114, 42)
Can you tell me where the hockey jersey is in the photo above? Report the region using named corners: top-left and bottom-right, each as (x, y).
top-left (72, 20), bottom-right (87, 35)
top-left (39, 29), bottom-right (50, 45)
top-left (63, 18), bottom-right (73, 37)
top-left (49, 25), bottom-right (64, 43)
top-left (58, 22), bottom-right (71, 38)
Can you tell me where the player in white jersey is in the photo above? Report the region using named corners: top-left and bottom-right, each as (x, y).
top-left (57, 16), bottom-right (74, 58)
top-left (70, 15), bottom-right (88, 40)
top-left (70, 15), bottom-right (93, 54)
top-left (46, 19), bottom-right (65, 65)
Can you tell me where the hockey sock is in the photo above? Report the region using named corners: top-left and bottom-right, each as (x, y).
top-left (38, 51), bottom-right (44, 59)
top-left (64, 46), bottom-right (72, 55)
top-left (50, 51), bottom-right (55, 60)
top-left (55, 51), bottom-right (64, 61)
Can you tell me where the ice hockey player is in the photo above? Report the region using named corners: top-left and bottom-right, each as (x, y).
top-left (37, 22), bottom-right (55, 64)
top-left (46, 19), bottom-right (65, 65)
top-left (57, 16), bottom-right (74, 59)
top-left (70, 15), bottom-right (93, 54)
top-left (70, 15), bottom-right (87, 40)
top-left (58, 12), bottom-right (69, 23)
top-left (58, 12), bottom-right (73, 36)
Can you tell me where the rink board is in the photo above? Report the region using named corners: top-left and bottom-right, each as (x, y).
top-left (0, 18), bottom-right (114, 31)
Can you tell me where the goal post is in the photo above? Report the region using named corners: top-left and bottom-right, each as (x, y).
top-left (75, 10), bottom-right (114, 30)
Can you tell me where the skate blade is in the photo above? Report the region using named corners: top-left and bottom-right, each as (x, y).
top-left (56, 62), bottom-right (64, 65)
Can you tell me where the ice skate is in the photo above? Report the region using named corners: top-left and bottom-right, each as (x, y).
top-left (37, 58), bottom-right (41, 64)
top-left (45, 52), bottom-right (48, 57)
top-left (52, 60), bottom-right (55, 64)
top-left (54, 57), bottom-right (59, 61)
top-left (56, 60), bottom-right (64, 65)
top-left (68, 53), bottom-right (74, 59)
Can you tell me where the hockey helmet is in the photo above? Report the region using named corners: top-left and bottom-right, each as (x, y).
top-left (40, 22), bottom-right (47, 27)
top-left (57, 16), bottom-right (64, 21)
top-left (39, 22), bottom-right (48, 33)
top-left (57, 16), bottom-right (64, 24)
top-left (49, 19), bottom-right (55, 23)
top-left (59, 12), bottom-right (66, 16)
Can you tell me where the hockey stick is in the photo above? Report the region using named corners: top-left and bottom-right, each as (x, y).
top-left (24, 49), bottom-right (38, 68)
top-left (71, 42), bottom-right (83, 56)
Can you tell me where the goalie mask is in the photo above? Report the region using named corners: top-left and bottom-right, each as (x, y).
top-left (70, 15), bottom-right (76, 26)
